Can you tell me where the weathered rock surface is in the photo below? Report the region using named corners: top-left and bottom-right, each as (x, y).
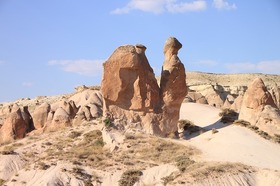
top-left (160, 37), bottom-right (187, 134)
top-left (239, 78), bottom-right (280, 136)
top-left (101, 37), bottom-right (187, 136)
top-left (32, 102), bottom-right (50, 129)
top-left (101, 44), bottom-right (161, 113)
top-left (0, 108), bottom-right (29, 144)
top-left (184, 92), bottom-right (208, 104)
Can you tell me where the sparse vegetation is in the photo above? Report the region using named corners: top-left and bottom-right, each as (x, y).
top-left (68, 131), bottom-right (83, 139)
top-left (175, 155), bottom-right (195, 172)
top-left (0, 145), bottom-right (16, 155)
top-left (188, 162), bottom-right (253, 181)
top-left (118, 169), bottom-right (142, 186)
top-left (234, 119), bottom-right (280, 143)
top-left (103, 117), bottom-right (112, 128)
top-left (178, 119), bottom-right (202, 134)
top-left (0, 179), bottom-right (5, 186)
top-left (273, 134), bottom-right (280, 143)
top-left (219, 108), bottom-right (238, 123)
top-left (233, 119), bottom-right (250, 127)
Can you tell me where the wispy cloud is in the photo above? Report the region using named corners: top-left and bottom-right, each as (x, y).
top-left (213, 0), bottom-right (237, 10)
top-left (225, 60), bottom-right (280, 74)
top-left (22, 82), bottom-right (34, 88)
top-left (111, 0), bottom-right (207, 14)
top-left (48, 59), bottom-right (104, 76)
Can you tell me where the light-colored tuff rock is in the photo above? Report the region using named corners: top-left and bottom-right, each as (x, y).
top-left (44, 107), bottom-right (71, 131)
top-left (270, 83), bottom-right (280, 109)
top-left (185, 92), bottom-right (208, 104)
top-left (255, 105), bottom-right (280, 136)
top-left (101, 37), bottom-right (187, 136)
top-left (230, 94), bottom-right (244, 112)
top-left (32, 102), bottom-right (50, 129)
top-left (239, 78), bottom-right (280, 136)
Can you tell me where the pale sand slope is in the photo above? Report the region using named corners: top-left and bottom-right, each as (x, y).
top-left (179, 103), bottom-right (280, 171)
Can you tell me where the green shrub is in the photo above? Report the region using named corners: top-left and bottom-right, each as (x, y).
top-left (103, 118), bottom-right (112, 128)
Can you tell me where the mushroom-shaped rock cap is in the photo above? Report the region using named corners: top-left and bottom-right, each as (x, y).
top-left (135, 44), bottom-right (147, 54)
top-left (163, 37), bottom-right (182, 55)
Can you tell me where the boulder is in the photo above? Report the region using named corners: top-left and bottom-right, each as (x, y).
top-left (32, 102), bottom-right (50, 129)
top-left (44, 107), bottom-right (71, 132)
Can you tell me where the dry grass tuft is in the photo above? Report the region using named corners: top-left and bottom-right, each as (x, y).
top-left (178, 120), bottom-right (202, 134)
top-left (220, 108), bottom-right (238, 123)
top-left (118, 169), bottom-right (142, 186)
top-left (187, 162), bottom-right (253, 181)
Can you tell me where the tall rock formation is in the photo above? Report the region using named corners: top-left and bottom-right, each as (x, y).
top-left (160, 37), bottom-right (187, 133)
top-left (101, 37), bottom-right (187, 136)
top-left (239, 78), bottom-right (280, 136)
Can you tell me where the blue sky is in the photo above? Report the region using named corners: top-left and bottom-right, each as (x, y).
top-left (0, 0), bottom-right (280, 102)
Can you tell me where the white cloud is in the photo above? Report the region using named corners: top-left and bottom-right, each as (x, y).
top-left (48, 59), bottom-right (104, 76)
top-left (22, 82), bottom-right (34, 87)
top-left (225, 60), bottom-right (280, 74)
top-left (213, 0), bottom-right (236, 10)
top-left (111, 0), bottom-right (207, 14)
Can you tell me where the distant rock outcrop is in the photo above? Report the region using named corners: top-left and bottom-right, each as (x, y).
top-left (239, 78), bottom-right (280, 136)
top-left (101, 37), bottom-right (187, 136)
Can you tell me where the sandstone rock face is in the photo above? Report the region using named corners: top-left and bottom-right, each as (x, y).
top-left (239, 78), bottom-right (280, 136)
top-left (160, 37), bottom-right (187, 133)
top-left (0, 108), bottom-right (28, 144)
top-left (101, 37), bottom-right (187, 136)
top-left (101, 44), bottom-right (160, 113)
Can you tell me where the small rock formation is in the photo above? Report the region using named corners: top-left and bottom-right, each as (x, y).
top-left (270, 83), bottom-right (280, 109)
top-left (230, 94), bottom-right (244, 112)
top-left (101, 37), bottom-right (187, 136)
top-left (184, 92), bottom-right (208, 104)
top-left (32, 102), bottom-right (50, 129)
top-left (239, 78), bottom-right (280, 136)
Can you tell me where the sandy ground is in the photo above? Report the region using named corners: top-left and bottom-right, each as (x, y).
top-left (179, 103), bottom-right (280, 171)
